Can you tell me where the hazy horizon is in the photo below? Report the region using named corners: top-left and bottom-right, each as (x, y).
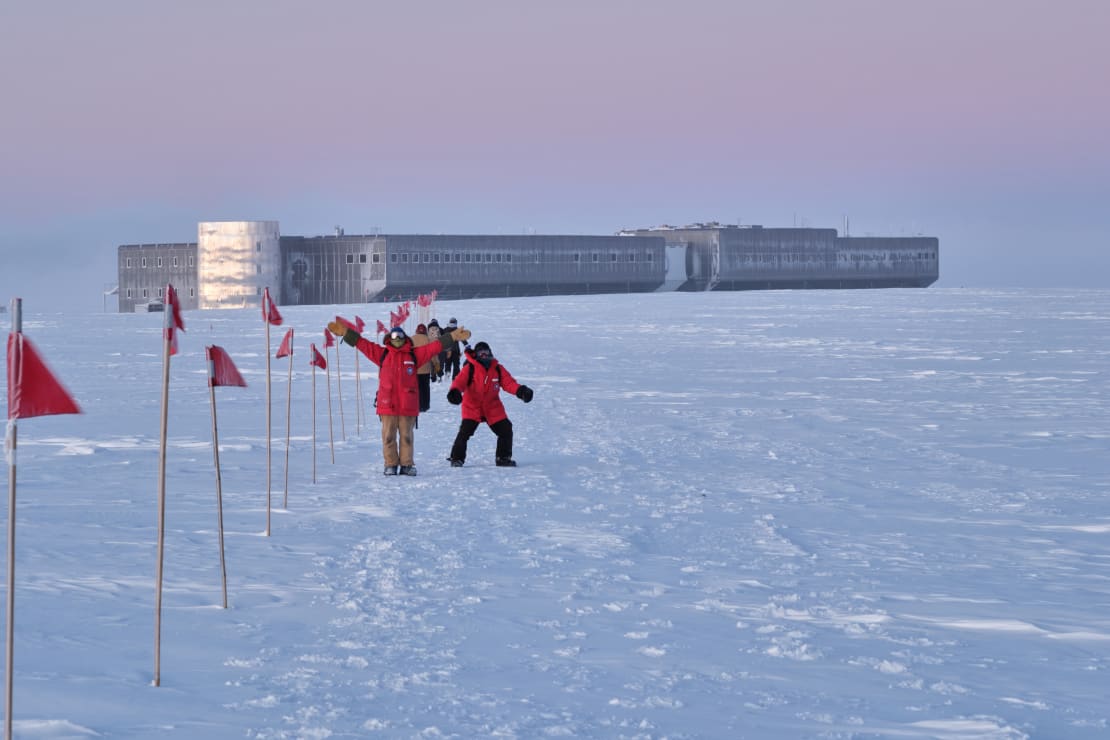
top-left (2, 0), bottom-right (1107, 310)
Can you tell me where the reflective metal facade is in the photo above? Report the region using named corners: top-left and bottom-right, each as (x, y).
top-left (198, 221), bottom-right (281, 309)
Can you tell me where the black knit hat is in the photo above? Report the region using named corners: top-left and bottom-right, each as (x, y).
top-left (473, 341), bottom-right (491, 354)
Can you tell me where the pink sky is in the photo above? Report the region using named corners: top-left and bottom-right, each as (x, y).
top-left (2, 0), bottom-right (1108, 306)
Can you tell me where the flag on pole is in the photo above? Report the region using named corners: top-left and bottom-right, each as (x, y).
top-left (276, 328), bottom-right (294, 359)
top-left (165, 284), bottom-right (186, 356)
top-left (262, 287), bottom-right (283, 326)
top-left (376, 319), bottom-right (387, 336)
top-left (335, 315), bottom-right (357, 333)
top-left (323, 328), bottom-right (335, 348)
top-left (354, 315), bottom-right (366, 332)
top-left (310, 345), bottom-right (327, 369)
top-left (6, 333), bottom-right (81, 419)
top-left (206, 345), bottom-right (247, 387)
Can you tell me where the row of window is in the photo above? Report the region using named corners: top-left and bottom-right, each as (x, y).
top-left (126, 287), bottom-right (196, 299)
top-left (125, 256), bottom-right (194, 268)
top-left (385, 252), bottom-right (656, 265)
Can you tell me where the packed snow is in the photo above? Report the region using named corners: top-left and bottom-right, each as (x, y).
top-left (2, 288), bottom-right (1109, 739)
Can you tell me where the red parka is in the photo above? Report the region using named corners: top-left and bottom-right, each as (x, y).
top-left (354, 335), bottom-right (447, 417)
top-left (449, 348), bottom-right (523, 425)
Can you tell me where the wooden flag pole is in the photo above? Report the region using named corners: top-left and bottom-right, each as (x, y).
top-left (153, 297), bottom-right (173, 687)
top-left (325, 344), bottom-right (335, 463)
top-left (311, 353), bottom-right (318, 484)
top-left (282, 334), bottom-right (293, 508)
top-left (207, 355), bottom-right (229, 609)
top-left (4, 298), bottom-right (21, 740)
top-left (354, 352), bottom-right (362, 435)
top-left (335, 338), bottom-right (346, 441)
top-left (264, 314), bottom-right (272, 537)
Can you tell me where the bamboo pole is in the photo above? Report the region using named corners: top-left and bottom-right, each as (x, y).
top-left (264, 316), bottom-right (272, 537)
top-left (4, 297), bottom-right (21, 740)
top-left (311, 350), bottom-right (318, 483)
top-left (282, 335), bottom-right (293, 508)
top-left (325, 344), bottom-right (335, 463)
top-left (153, 297), bottom-right (172, 687)
top-left (354, 352), bottom-right (362, 436)
top-left (207, 358), bottom-right (229, 609)
top-left (335, 337), bottom-right (346, 441)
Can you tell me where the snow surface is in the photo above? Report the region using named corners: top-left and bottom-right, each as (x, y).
top-left (2, 288), bottom-right (1109, 739)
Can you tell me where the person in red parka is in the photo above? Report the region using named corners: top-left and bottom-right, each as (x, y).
top-left (446, 341), bottom-right (533, 467)
top-left (328, 321), bottom-right (470, 476)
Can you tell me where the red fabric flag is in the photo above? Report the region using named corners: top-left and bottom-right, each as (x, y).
top-left (354, 315), bottom-right (366, 332)
top-left (335, 315), bottom-right (356, 332)
top-left (262, 287), bottom-right (283, 326)
top-left (389, 310), bottom-right (401, 328)
top-left (206, 345), bottom-right (247, 387)
top-left (375, 319), bottom-right (387, 336)
top-left (7, 332), bottom-right (82, 419)
top-left (309, 344), bottom-right (327, 369)
top-left (323, 329), bottom-right (335, 348)
top-left (276, 328), bottom-right (294, 358)
top-left (165, 284), bottom-right (186, 356)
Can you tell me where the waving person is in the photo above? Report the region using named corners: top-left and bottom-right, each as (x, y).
top-left (328, 321), bottom-right (470, 476)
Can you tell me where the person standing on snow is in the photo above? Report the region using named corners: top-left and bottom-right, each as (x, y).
top-left (446, 340), bottom-right (533, 467)
top-left (441, 317), bottom-right (466, 380)
top-left (328, 321), bottom-right (471, 476)
top-left (411, 323), bottom-right (441, 412)
top-left (426, 319), bottom-right (444, 382)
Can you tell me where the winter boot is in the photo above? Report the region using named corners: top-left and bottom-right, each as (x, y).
top-left (448, 458), bottom-right (464, 467)
top-left (495, 457), bottom-right (517, 467)
top-left (399, 465), bottom-right (417, 476)
top-left (383, 465), bottom-right (398, 476)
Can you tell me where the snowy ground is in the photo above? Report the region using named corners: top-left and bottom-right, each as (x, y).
top-left (3, 288), bottom-right (1109, 739)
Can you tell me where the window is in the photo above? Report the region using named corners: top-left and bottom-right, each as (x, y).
top-left (373, 253), bottom-right (380, 263)
top-left (157, 287), bottom-right (163, 298)
top-left (592, 253), bottom-right (599, 263)
top-left (573, 253), bottom-right (580, 262)
top-left (173, 256), bottom-right (179, 267)
top-left (188, 256), bottom-right (194, 267)
top-left (126, 288), bottom-right (132, 298)
top-left (256, 241), bottom-right (262, 252)
top-left (423, 253), bottom-right (431, 263)
top-left (359, 254), bottom-right (367, 263)
top-left (142, 288), bottom-right (148, 298)
top-left (507, 254), bottom-right (513, 263)
top-left (141, 257), bottom-right (147, 268)
top-left (629, 253), bottom-right (636, 262)
top-left (484, 253), bottom-right (492, 263)
top-left (346, 254), bottom-right (354, 264)
top-left (126, 258), bottom-right (132, 268)
top-left (610, 253), bottom-right (617, 262)
top-left (464, 253), bottom-right (472, 262)
top-left (157, 257), bottom-right (163, 267)
top-left (647, 252), bottom-right (654, 262)
top-left (495, 253), bottom-right (502, 263)
top-left (189, 288), bottom-right (195, 297)
top-left (402, 253), bottom-right (409, 263)
top-left (433, 253), bottom-right (440, 263)
top-left (391, 254), bottom-right (398, 263)
top-left (454, 253), bottom-right (462, 262)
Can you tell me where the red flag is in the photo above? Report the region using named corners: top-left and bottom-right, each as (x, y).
top-left (323, 329), bottom-right (335, 348)
top-left (7, 333), bottom-right (82, 419)
top-left (375, 319), bottom-right (387, 336)
top-left (262, 287), bottom-right (283, 326)
top-left (310, 344), bottom-right (327, 369)
top-left (389, 310), bottom-right (401, 328)
top-left (276, 328), bottom-right (294, 359)
top-left (206, 345), bottom-right (247, 388)
top-left (335, 315), bottom-right (356, 332)
top-left (165, 284), bottom-right (186, 356)
top-left (354, 315), bottom-right (366, 332)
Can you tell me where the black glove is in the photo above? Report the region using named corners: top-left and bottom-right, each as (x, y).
top-left (447, 388), bottom-right (463, 405)
top-left (516, 385), bottom-right (533, 403)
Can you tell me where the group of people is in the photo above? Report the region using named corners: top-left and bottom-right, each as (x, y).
top-left (326, 317), bottom-right (534, 477)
